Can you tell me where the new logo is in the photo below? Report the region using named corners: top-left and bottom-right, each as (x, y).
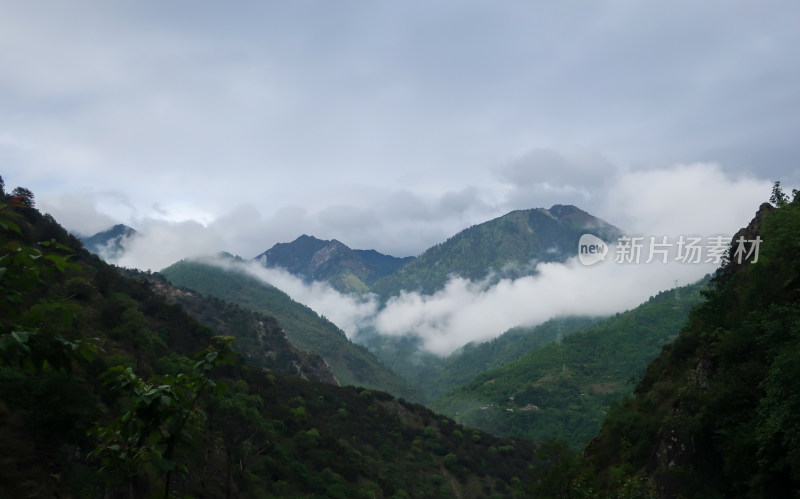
top-left (578, 234), bottom-right (608, 266)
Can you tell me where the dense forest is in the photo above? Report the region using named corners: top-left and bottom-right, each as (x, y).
top-left (522, 184), bottom-right (800, 497)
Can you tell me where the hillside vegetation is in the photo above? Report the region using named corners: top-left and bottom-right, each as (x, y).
top-left (522, 185), bottom-right (800, 497)
top-left (0, 186), bottom-right (538, 498)
top-left (431, 279), bottom-right (708, 450)
top-left (160, 258), bottom-right (419, 400)
top-left (371, 205), bottom-right (621, 299)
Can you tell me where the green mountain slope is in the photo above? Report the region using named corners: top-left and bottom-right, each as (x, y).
top-left (575, 191), bottom-right (800, 497)
top-left (0, 190), bottom-right (538, 498)
top-left (355, 316), bottom-right (603, 402)
top-left (420, 316), bottom-right (605, 400)
top-left (122, 268), bottom-right (337, 384)
top-left (430, 278), bottom-right (708, 449)
top-left (371, 204), bottom-right (622, 299)
top-left (254, 234), bottom-right (413, 293)
top-left (160, 259), bottom-right (419, 399)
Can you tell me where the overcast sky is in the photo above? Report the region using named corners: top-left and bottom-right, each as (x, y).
top-left (3, 1), bottom-right (798, 262)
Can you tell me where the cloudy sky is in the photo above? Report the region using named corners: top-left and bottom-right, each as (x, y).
top-left (3, 0), bottom-right (798, 265)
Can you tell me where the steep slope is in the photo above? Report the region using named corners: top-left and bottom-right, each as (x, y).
top-left (79, 223), bottom-right (137, 260)
top-left (255, 234), bottom-right (412, 293)
top-left (160, 259), bottom-right (420, 399)
top-left (0, 191), bottom-right (538, 498)
top-left (371, 204), bottom-right (622, 298)
top-left (122, 268), bottom-right (337, 384)
top-left (577, 192), bottom-right (800, 497)
top-left (419, 316), bottom-right (605, 400)
top-left (354, 316), bottom-right (603, 402)
top-left (431, 279), bottom-right (708, 449)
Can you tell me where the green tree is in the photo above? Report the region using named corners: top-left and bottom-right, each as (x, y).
top-left (90, 337), bottom-right (234, 498)
top-left (0, 202), bottom-right (94, 372)
top-left (770, 180), bottom-right (790, 207)
top-left (10, 186), bottom-right (34, 208)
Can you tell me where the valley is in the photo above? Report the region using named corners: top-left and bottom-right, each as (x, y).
top-left (4, 178), bottom-right (799, 497)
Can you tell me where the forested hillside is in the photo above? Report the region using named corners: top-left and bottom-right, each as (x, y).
top-left (0, 192), bottom-right (537, 498)
top-left (122, 268), bottom-right (337, 384)
top-left (356, 316), bottom-right (603, 402)
top-left (524, 185), bottom-right (800, 497)
top-left (160, 258), bottom-right (419, 400)
top-left (431, 279), bottom-right (708, 450)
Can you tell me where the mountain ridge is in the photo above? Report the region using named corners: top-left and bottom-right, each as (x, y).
top-left (370, 204), bottom-right (622, 298)
top-left (255, 234), bottom-right (413, 293)
top-left (159, 258), bottom-right (421, 400)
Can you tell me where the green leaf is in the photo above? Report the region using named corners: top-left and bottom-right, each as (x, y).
top-left (11, 330), bottom-right (29, 343)
top-left (0, 218), bottom-right (21, 233)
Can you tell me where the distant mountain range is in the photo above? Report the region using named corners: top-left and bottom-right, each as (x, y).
top-left (248, 204), bottom-right (623, 300)
top-left (82, 204), bottom-right (621, 300)
top-left (82, 204), bottom-right (625, 402)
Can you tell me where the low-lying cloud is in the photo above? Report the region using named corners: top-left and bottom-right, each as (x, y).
top-left (374, 254), bottom-right (713, 355)
top-left (64, 161), bottom-right (778, 354)
top-left (197, 247), bottom-right (718, 356)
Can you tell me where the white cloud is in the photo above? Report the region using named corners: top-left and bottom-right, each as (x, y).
top-left (239, 261), bottom-right (379, 336)
top-left (64, 160), bottom-right (776, 356)
top-left (368, 162), bottom-right (772, 354)
top-left (38, 192), bottom-right (119, 236)
top-left (373, 254), bottom-right (714, 355)
top-left (114, 219), bottom-right (225, 272)
top-left (196, 257), bottom-right (379, 338)
top-left (598, 163), bottom-right (771, 236)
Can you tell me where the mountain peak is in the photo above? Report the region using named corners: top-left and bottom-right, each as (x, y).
top-left (255, 236), bottom-right (410, 293)
top-left (79, 224), bottom-right (138, 260)
top-left (371, 204), bottom-right (622, 297)
top-left (547, 204), bottom-right (618, 232)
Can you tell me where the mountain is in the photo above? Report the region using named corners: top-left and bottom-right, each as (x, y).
top-left (0, 189), bottom-right (538, 498)
top-left (79, 223), bottom-right (137, 260)
top-left (255, 234), bottom-right (413, 293)
top-left (354, 316), bottom-right (603, 401)
top-left (430, 278), bottom-right (709, 450)
top-left (160, 258), bottom-right (420, 400)
top-left (421, 316), bottom-right (606, 400)
top-left (371, 204), bottom-right (622, 298)
top-left (122, 268), bottom-right (337, 384)
top-left (567, 192), bottom-right (800, 497)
